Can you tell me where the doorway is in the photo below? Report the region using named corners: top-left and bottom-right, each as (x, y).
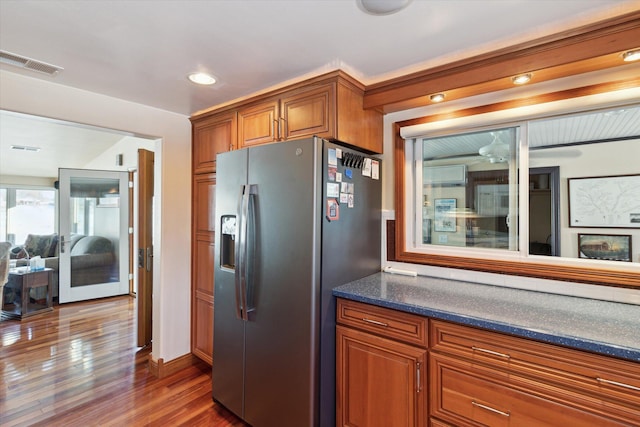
top-left (58, 168), bottom-right (130, 303)
top-left (529, 166), bottom-right (560, 256)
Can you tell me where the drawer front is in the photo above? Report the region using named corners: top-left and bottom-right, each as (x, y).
top-left (337, 298), bottom-right (428, 348)
top-left (27, 270), bottom-right (50, 287)
top-left (431, 353), bottom-right (628, 427)
top-left (431, 320), bottom-right (640, 421)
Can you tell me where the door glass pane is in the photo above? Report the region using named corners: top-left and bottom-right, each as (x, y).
top-left (69, 177), bottom-right (119, 287)
top-left (420, 127), bottom-right (519, 250)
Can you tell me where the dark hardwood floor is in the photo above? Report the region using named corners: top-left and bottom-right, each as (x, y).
top-left (0, 296), bottom-right (246, 426)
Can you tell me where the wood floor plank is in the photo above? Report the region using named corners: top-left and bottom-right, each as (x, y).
top-left (0, 296), bottom-right (247, 427)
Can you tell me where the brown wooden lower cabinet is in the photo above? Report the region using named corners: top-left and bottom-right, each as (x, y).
top-left (336, 298), bottom-right (640, 427)
top-left (431, 353), bottom-right (629, 426)
top-left (336, 325), bottom-right (427, 427)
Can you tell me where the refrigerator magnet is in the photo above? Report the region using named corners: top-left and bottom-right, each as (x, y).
top-left (362, 158), bottom-right (372, 177)
top-left (328, 148), bottom-right (337, 166)
top-left (348, 194), bottom-right (354, 208)
top-left (326, 198), bottom-right (340, 220)
top-left (340, 193), bottom-right (349, 204)
top-left (340, 182), bottom-right (348, 193)
top-left (327, 182), bottom-right (340, 198)
top-left (328, 166), bottom-right (337, 181)
top-left (371, 160), bottom-right (380, 180)
top-left (336, 148), bottom-right (342, 159)
top-left (336, 172), bottom-right (342, 182)
top-left (345, 169), bottom-right (353, 179)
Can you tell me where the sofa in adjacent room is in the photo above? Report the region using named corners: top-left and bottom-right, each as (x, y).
top-left (9, 233), bottom-right (117, 300)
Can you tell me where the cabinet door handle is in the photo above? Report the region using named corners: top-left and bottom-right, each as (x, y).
top-left (472, 401), bottom-right (510, 417)
top-left (362, 318), bottom-right (388, 327)
top-left (472, 346), bottom-right (511, 359)
top-left (416, 361), bottom-right (422, 393)
top-left (597, 377), bottom-right (640, 391)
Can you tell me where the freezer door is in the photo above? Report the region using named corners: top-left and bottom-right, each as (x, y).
top-left (243, 138), bottom-right (322, 427)
top-left (212, 148), bottom-right (249, 418)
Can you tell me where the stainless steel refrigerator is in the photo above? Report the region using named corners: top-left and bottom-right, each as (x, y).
top-left (212, 136), bottom-right (381, 427)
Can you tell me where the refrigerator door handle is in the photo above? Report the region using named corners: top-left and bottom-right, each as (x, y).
top-left (234, 185), bottom-right (247, 320)
top-left (235, 184), bottom-right (257, 321)
top-left (244, 184), bottom-right (258, 317)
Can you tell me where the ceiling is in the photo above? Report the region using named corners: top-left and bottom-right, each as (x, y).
top-left (1, 1), bottom-right (638, 179)
top-left (0, 110), bottom-right (152, 178)
top-left (1, 0), bottom-right (637, 117)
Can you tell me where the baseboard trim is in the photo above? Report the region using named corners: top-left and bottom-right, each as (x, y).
top-left (148, 352), bottom-right (196, 378)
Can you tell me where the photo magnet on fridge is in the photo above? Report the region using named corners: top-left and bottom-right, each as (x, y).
top-left (371, 160), bottom-right (380, 180)
top-left (328, 148), bottom-right (337, 166)
top-left (327, 183), bottom-right (340, 198)
top-left (362, 158), bottom-right (372, 177)
top-left (326, 198), bottom-right (340, 220)
top-left (328, 166), bottom-right (337, 181)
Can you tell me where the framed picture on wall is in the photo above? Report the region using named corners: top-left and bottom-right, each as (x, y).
top-left (568, 174), bottom-right (640, 228)
top-left (434, 198), bottom-right (456, 232)
top-left (578, 233), bottom-right (631, 262)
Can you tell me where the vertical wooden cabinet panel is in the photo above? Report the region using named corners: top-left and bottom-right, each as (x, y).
top-left (192, 111), bottom-right (236, 174)
top-left (193, 297), bottom-right (214, 365)
top-left (336, 325), bottom-right (427, 427)
top-left (191, 174), bottom-right (216, 364)
top-left (238, 99), bottom-right (280, 148)
top-left (194, 175), bottom-right (215, 234)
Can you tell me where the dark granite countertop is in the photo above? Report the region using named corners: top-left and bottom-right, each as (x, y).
top-left (333, 272), bottom-right (640, 362)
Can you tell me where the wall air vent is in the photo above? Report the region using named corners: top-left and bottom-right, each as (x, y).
top-left (0, 50), bottom-right (63, 76)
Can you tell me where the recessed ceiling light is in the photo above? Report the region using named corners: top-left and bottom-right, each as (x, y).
top-left (357, 0), bottom-right (412, 15)
top-left (512, 73), bottom-right (532, 85)
top-left (430, 93), bottom-right (445, 103)
top-left (188, 72), bottom-right (216, 85)
top-left (622, 49), bottom-right (640, 62)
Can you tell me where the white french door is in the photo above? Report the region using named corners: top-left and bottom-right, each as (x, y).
top-left (58, 169), bottom-right (129, 303)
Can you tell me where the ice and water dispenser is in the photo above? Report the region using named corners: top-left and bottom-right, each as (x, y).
top-left (221, 216), bottom-right (236, 270)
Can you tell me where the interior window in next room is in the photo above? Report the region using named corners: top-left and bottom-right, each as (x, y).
top-left (418, 127), bottom-right (519, 252)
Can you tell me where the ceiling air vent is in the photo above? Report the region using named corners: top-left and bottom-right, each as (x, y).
top-left (0, 50), bottom-right (63, 76)
top-left (11, 144), bottom-right (41, 152)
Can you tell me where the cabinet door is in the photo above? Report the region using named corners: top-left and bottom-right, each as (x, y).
top-left (238, 99), bottom-right (279, 148)
top-left (192, 111), bottom-right (236, 174)
top-left (191, 174), bottom-right (216, 364)
top-left (281, 84), bottom-right (335, 140)
top-left (336, 325), bottom-right (427, 427)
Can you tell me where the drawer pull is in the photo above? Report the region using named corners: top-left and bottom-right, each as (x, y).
top-left (471, 346), bottom-right (511, 359)
top-left (362, 318), bottom-right (389, 327)
top-left (472, 401), bottom-right (510, 417)
top-left (597, 377), bottom-right (640, 391)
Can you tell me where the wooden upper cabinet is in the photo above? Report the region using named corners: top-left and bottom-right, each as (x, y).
top-left (238, 98), bottom-right (280, 147)
top-left (192, 111), bottom-right (237, 174)
top-left (234, 71), bottom-right (382, 153)
top-left (280, 84), bottom-right (334, 141)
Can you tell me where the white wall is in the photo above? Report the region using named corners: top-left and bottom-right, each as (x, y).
top-left (83, 135), bottom-right (157, 172)
top-left (0, 70), bottom-right (192, 363)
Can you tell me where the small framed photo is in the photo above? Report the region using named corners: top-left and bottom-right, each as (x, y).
top-left (434, 198), bottom-right (456, 232)
top-left (578, 233), bottom-right (631, 262)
